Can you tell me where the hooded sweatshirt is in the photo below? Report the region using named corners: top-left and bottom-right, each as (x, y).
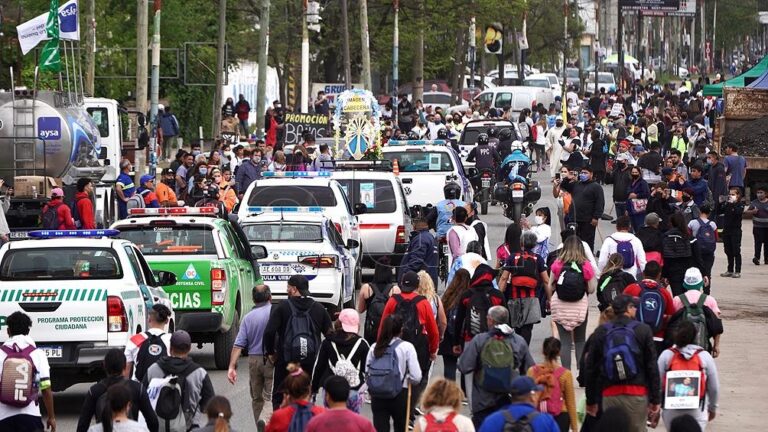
top-left (143, 356), bottom-right (214, 430)
top-left (453, 264), bottom-right (505, 345)
top-left (263, 296), bottom-right (333, 369)
top-left (74, 191), bottom-right (96, 229)
top-left (657, 344), bottom-right (719, 412)
top-left (310, 332), bottom-right (370, 393)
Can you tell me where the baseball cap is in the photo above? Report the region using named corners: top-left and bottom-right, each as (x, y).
top-left (509, 376), bottom-right (544, 396)
top-left (162, 168), bottom-right (175, 175)
top-left (287, 274), bottom-right (309, 294)
top-left (51, 187), bottom-right (64, 198)
top-left (399, 271), bottom-right (420, 292)
top-left (170, 330), bottom-right (192, 351)
top-left (683, 267), bottom-right (704, 291)
top-left (611, 294), bottom-right (638, 314)
top-left (338, 309), bottom-right (360, 333)
top-left (140, 174), bottom-right (155, 185)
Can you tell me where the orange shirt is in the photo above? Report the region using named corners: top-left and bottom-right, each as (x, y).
top-left (218, 183), bottom-right (238, 212)
top-left (156, 182), bottom-right (178, 206)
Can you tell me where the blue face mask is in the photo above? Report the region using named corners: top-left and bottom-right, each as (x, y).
top-left (579, 173), bottom-right (590, 182)
top-left (192, 150), bottom-right (201, 156)
top-left (199, 167), bottom-right (208, 175)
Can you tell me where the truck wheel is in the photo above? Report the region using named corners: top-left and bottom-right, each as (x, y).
top-left (214, 310), bottom-right (239, 370)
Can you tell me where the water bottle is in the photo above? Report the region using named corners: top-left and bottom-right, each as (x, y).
top-left (614, 354), bottom-right (627, 381)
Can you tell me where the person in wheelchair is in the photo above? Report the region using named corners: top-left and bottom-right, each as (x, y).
top-left (497, 140), bottom-right (531, 185)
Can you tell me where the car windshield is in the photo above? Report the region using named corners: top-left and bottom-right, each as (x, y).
top-left (459, 124), bottom-right (512, 146)
top-left (422, 94), bottom-right (451, 105)
top-left (547, 76), bottom-right (559, 85)
top-left (335, 179), bottom-right (397, 213)
top-left (117, 226), bottom-right (218, 255)
top-left (0, 248), bottom-right (122, 280)
top-left (242, 223), bottom-right (323, 242)
top-left (247, 185), bottom-right (337, 207)
top-left (381, 151), bottom-right (455, 172)
top-left (524, 79), bottom-right (549, 88)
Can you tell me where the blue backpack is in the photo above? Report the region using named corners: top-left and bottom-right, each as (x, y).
top-left (366, 340), bottom-right (404, 399)
top-left (288, 403), bottom-right (316, 432)
top-left (637, 281), bottom-right (666, 333)
top-left (610, 236), bottom-right (635, 269)
top-left (695, 219), bottom-right (717, 254)
top-left (603, 320), bottom-right (641, 383)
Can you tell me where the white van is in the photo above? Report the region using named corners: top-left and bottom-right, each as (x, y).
top-left (475, 86), bottom-right (554, 120)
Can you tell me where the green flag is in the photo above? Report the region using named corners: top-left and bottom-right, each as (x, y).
top-left (39, 0), bottom-right (61, 72)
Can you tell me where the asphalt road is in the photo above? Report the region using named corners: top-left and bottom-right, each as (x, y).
top-left (55, 167), bottom-right (603, 430)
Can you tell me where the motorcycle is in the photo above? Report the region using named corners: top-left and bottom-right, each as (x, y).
top-left (472, 168), bottom-right (495, 215)
top-left (493, 170), bottom-right (541, 224)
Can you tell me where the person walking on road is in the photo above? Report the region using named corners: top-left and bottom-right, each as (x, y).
top-left (477, 376), bottom-right (560, 432)
top-left (306, 376), bottom-right (375, 432)
top-left (527, 337), bottom-right (578, 432)
top-left (559, 166), bottom-right (604, 251)
top-left (124, 304), bottom-right (172, 382)
top-left (720, 188), bottom-right (744, 278)
top-left (413, 378), bottom-right (474, 432)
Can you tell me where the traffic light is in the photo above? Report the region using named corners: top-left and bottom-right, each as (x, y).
top-left (484, 24), bottom-right (503, 55)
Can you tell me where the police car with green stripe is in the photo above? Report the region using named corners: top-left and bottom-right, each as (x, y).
top-left (0, 229), bottom-right (177, 390)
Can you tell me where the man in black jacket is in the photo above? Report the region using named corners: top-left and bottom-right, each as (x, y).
top-left (585, 295), bottom-right (661, 432)
top-left (264, 274), bottom-right (333, 409)
top-left (561, 166), bottom-right (605, 251)
top-left (607, 156), bottom-right (632, 223)
top-left (399, 217), bottom-right (438, 287)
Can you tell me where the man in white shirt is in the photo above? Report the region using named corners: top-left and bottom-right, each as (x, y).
top-left (123, 304), bottom-right (173, 381)
top-left (598, 215), bottom-right (647, 278)
top-left (0, 312), bottom-right (56, 431)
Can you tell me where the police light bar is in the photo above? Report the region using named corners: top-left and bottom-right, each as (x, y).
top-left (332, 160), bottom-right (393, 171)
top-left (128, 207), bottom-right (219, 216)
top-left (386, 139), bottom-right (448, 147)
top-left (247, 206), bottom-right (324, 214)
top-left (261, 171), bottom-right (332, 178)
top-left (28, 229), bottom-right (121, 238)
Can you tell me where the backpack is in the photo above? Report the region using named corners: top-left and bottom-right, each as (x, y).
top-left (532, 365), bottom-right (566, 416)
top-left (329, 339), bottom-right (363, 387)
top-left (134, 332), bottom-right (168, 383)
top-left (597, 271), bottom-right (631, 309)
top-left (364, 283), bottom-right (393, 343)
top-left (603, 320), bottom-right (641, 383)
top-left (610, 236), bottom-right (636, 269)
top-left (41, 204), bottom-right (60, 230)
top-left (0, 344), bottom-right (38, 407)
top-left (72, 196), bottom-right (85, 228)
top-left (695, 219), bottom-right (716, 254)
top-left (464, 287), bottom-right (492, 340)
top-left (666, 347), bottom-right (707, 407)
top-left (394, 295), bottom-right (429, 366)
top-left (126, 192), bottom-right (146, 210)
top-left (288, 402), bottom-right (316, 432)
top-left (155, 371), bottom-right (191, 432)
top-left (507, 252), bottom-right (539, 297)
top-left (366, 340), bottom-right (404, 399)
top-left (423, 412), bottom-right (459, 432)
top-left (637, 281), bottom-right (666, 333)
top-left (444, 305), bottom-right (458, 344)
top-left (501, 410), bottom-right (540, 432)
top-left (478, 334), bottom-right (518, 393)
top-left (282, 300), bottom-right (320, 364)
top-left (662, 230), bottom-right (692, 259)
top-left (555, 262), bottom-right (587, 302)
top-left (680, 295), bottom-right (710, 349)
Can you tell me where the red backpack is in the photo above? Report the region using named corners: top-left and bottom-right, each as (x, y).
top-left (424, 412), bottom-right (459, 432)
top-left (665, 347), bottom-right (707, 405)
top-left (532, 365), bottom-right (566, 416)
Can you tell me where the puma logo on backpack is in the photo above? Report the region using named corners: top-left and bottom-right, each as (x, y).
top-left (0, 344), bottom-right (38, 407)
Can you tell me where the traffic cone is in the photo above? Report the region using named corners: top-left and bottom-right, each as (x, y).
top-left (392, 158), bottom-right (400, 176)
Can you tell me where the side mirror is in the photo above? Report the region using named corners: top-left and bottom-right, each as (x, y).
top-left (353, 203), bottom-right (368, 215)
top-left (346, 239), bottom-right (360, 249)
top-left (250, 244), bottom-right (268, 260)
top-left (155, 270), bottom-right (177, 286)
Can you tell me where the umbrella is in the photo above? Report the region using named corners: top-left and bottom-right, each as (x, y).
top-left (604, 53), bottom-right (639, 64)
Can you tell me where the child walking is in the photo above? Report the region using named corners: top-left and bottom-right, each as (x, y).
top-left (746, 184), bottom-right (768, 265)
top-left (721, 187), bottom-right (745, 278)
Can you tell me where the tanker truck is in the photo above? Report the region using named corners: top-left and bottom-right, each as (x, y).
top-left (0, 86), bottom-right (125, 234)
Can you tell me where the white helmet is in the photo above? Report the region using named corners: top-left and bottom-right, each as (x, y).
top-left (511, 140), bottom-right (525, 152)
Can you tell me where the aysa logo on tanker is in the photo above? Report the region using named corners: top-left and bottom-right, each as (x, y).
top-left (37, 117), bottom-right (62, 140)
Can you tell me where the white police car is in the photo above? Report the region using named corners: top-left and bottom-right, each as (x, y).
top-left (331, 161), bottom-right (412, 267)
top-left (380, 140), bottom-right (473, 207)
top-left (239, 207), bottom-right (357, 311)
top-left (0, 229), bottom-right (176, 390)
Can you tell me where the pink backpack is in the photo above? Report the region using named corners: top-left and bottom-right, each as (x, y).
top-left (532, 365), bottom-right (566, 415)
top-left (0, 344), bottom-right (39, 407)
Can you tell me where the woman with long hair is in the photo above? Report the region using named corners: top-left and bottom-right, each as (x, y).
top-left (365, 315), bottom-right (422, 432)
top-left (528, 337), bottom-right (578, 432)
top-left (532, 116), bottom-right (548, 170)
top-left (195, 396), bottom-right (233, 432)
top-left (595, 253), bottom-right (636, 311)
top-left (547, 235), bottom-right (596, 370)
top-left (88, 383), bottom-right (147, 432)
top-left (357, 261), bottom-right (395, 345)
top-left (268, 150), bottom-right (287, 172)
top-left (627, 165), bottom-right (650, 232)
top-left (413, 379), bottom-right (474, 432)
top-left (438, 268), bottom-right (470, 394)
top-left (496, 223), bottom-right (523, 268)
top-left (417, 270), bottom-right (447, 337)
top-left (266, 363), bottom-right (324, 432)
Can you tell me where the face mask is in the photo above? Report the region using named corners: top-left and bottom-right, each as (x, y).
top-left (192, 150), bottom-right (201, 156)
top-left (535, 215), bottom-right (545, 225)
top-left (631, 174), bottom-right (640, 180)
top-left (728, 195), bottom-right (738, 203)
top-left (224, 151), bottom-right (233, 157)
top-left (579, 173), bottom-right (589, 182)
top-left (163, 178), bottom-right (175, 186)
top-left (199, 167), bottom-right (208, 175)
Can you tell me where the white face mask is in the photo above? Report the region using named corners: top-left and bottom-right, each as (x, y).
top-left (535, 215), bottom-right (545, 225)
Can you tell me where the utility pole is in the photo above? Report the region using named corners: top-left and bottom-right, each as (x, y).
top-left (412, 0), bottom-right (424, 103)
top-left (256, 0), bottom-right (270, 137)
top-left (340, 0), bottom-right (351, 89)
top-left (617, 1), bottom-right (624, 91)
top-left (135, 0), bottom-right (149, 181)
top-left (562, 0), bottom-right (568, 109)
top-left (214, 0), bottom-right (227, 137)
top-left (84, 0), bottom-right (95, 95)
top-left (469, 16), bottom-right (476, 93)
top-left (713, 0), bottom-right (718, 73)
top-left (300, 0), bottom-right (309, 113)
top-left (148, 0), bottom-right (162, 176)
top-left (392, 0), bottom-right (399, 122)
top-left (359, 0), bottom-right (372, 90)
top-left (700, 0), bottom-right (706, 73)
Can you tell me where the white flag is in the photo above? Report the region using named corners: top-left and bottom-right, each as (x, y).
top-left (16, 0), bottom-right (80, 55)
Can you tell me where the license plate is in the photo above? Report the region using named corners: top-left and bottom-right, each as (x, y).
top-left (482, 178), bottom-right (491, 188)
top-left (512, 190), bottom-right (524, 198)
top-left (40, 346), bottom-right (62, 358)
top-left (9, 231), bottom-right (28, 239)
top-left (260, 264), bottom-right (294, 274)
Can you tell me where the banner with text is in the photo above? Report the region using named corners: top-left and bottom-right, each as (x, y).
top-left (284, 113), bottom-right (330, 145)
top-left (619, 0), bottom-right (679, 12)
top-left (16, 0), bottom-right (79, 55)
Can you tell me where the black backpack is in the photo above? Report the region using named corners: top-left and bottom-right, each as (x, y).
top-left (282, 300), bottom-right (320, 364)
top-left (155, 365), bottom-right (196, 432)
top-left (555, 262), bottom-right (587, 302)
top-left (41, 204), bottom-right (59, 230)
top-left (364, 283), bottom-right (393, 343)
top-left (662, 229), bottom-right (692, 259)
top-left (597, 270), bottom-right (634, 310)
top-left (134, 333), bottom-right (167, 382)
top-left (464, 287), bottom-right (492, 340)
top-left (393, 294), bottom-right (429, 367)
top-left (502, 410), bottom-right (540, 432)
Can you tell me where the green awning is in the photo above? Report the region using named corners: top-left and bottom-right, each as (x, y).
top-left (702, 56), bottom-right (768, 97)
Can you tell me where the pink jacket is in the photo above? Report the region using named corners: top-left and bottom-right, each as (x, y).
top-left (550, 260), bottom-right (594, 331)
